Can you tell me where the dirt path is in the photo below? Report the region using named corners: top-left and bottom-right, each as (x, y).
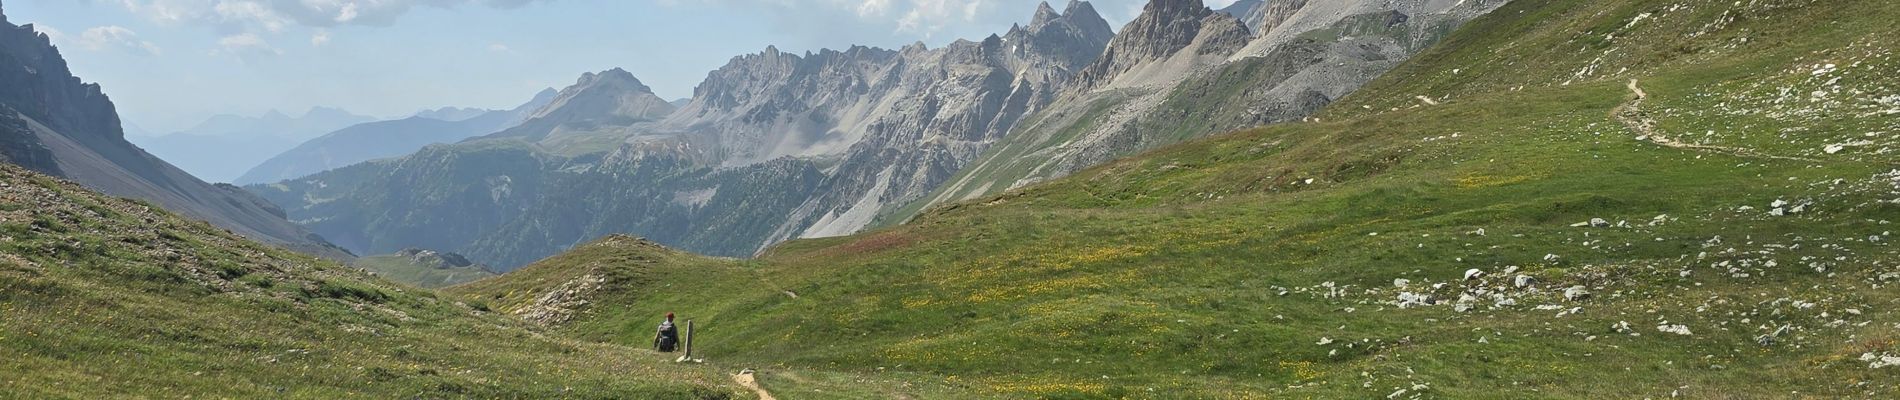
top-left (733, 369), bottom-right (776, 400)
top-left (1614, 79), bottom-right (1819, 162)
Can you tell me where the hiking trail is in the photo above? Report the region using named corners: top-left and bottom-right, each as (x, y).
top-left (1615, 79), bottom-right (1818, 162)
top-left (734, 369), bottom-right (776, 400)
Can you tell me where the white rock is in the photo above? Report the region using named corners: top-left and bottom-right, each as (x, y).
top-left (1657, 324), bottom-right (1693, 336)
top-left (1393, 278), bottom-right (1411, 288)
top-left (1396, 292), bottom-right (1432, 308)
top-left (1464, 269), bottom-right (1485, 280)
top-left (1564, 286), bottom-right (1591, 301)
top-left (1865, 352), bottom-right (1900, 369)
top-left (1514, 275), bottom-right (1537, 288)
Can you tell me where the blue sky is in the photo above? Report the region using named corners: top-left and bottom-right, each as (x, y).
top-left (5, 0), bottom-right (1237, 134)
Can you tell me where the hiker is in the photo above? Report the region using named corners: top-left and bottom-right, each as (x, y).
top-left (652, 312), bottom-right (680, 352)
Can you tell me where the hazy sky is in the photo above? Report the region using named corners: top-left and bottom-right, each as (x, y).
top-left (5, 0), bottom-right (1242, 134)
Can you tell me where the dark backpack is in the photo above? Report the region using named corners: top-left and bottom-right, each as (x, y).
top-left (656, 323), bottom-right (680, 352)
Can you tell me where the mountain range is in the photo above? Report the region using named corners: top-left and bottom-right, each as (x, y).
top-left (249, 0), bottom-right (1511, 270)
top-left (233, 88), bottom-right (558, 185)
top-left (128, 107), bottom-right (376, 183)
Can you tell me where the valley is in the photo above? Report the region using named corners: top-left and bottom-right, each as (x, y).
top-left (3, 0), bottom-right (1899, 398)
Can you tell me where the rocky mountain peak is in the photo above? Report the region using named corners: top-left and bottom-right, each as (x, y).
top-left (1063, 0), bottom-right (1104, 23)
top-left (1071, 0), bottom-right (1249, 91)
top-left (1031, 1), bottom-right (1060, 26)
top-left (999, 0), bottom-right (1113, 72)
top-left (496, 68), bottom-right (676, 140)
top-left (1142, 0), bottom-right (1212, 20)
top-left (575, 67), bottom-right (654, 94)
top-left (1, 8), bottom-right (124, 147)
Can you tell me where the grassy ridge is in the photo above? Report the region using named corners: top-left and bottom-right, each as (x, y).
top-left (457, 0), bottom-right (1900, 398)
top-left (0, 165), bottom-right (744, 398)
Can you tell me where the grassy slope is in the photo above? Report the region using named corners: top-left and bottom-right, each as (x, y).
top-left (354, 254), bottom-right (497, 289)
top-left (460, 0), bottom-right (1900, 398)
top-left (0, 164), bottom-right (746, 398)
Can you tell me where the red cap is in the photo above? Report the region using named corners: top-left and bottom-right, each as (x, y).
top-left (666, 312), bottom-right (675, 319)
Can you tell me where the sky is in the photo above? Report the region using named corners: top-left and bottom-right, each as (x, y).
top-left (5, 0), bottom-right (1243, 134)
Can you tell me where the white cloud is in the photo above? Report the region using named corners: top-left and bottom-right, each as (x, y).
top-left (488, 42), bottom-right (511, 52)
top-left (41, 25), bottom-right (164, 56)
top-left (664, 0), bottom-right (1010, 37)
top-left (856, 0), bottom-right (892, 17)
top-left (335, 3), bottom-right (360, 23)
top-left (117, 0), bottom-right (555, 30)
top-left (113, 0), bottom-right (555, 58)
top-left (215, 32), bottom-right (282, 60)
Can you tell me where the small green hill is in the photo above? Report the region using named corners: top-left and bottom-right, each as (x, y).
top-left (0, 164), bottom-right (742, 398)
top-left (456, 0), bottom-right (1900, 398)
top-left (356, 249), bottom-right (498, 289)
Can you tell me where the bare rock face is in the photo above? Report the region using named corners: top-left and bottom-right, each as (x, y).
top-left (1218, 0), bottom-right (1309, 33)
top-left (914, 0), bottom-right (1512, 216)
top-left (0, 5), bottom-right (351, 260)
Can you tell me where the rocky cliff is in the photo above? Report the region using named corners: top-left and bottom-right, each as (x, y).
top-left (1217, 0), bottom-right (1308, 34)
top-left (0, 3), bottom-right (350, 260)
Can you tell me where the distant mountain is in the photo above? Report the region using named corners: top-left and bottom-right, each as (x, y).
top-left (0, 9), bottom-right (350, 260)
top-left (128, 107), bottom-right (376, 182)
top-left (234, 88), bottom-right (557, 185)
top-left (119, 120), bottom-right (155, 137)
top-left (481, 69), bottom-right (676, 144)
top-left (412, 106), bottom-right (491, 122)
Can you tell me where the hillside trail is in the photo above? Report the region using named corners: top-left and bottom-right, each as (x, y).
top-left (733, 369), bottom-right (777, 400)
top-left (1614, 79), bottom-right (1820, 163)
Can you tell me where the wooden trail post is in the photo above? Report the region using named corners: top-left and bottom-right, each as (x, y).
top-left (684, 320), bottom-right (695, 359)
